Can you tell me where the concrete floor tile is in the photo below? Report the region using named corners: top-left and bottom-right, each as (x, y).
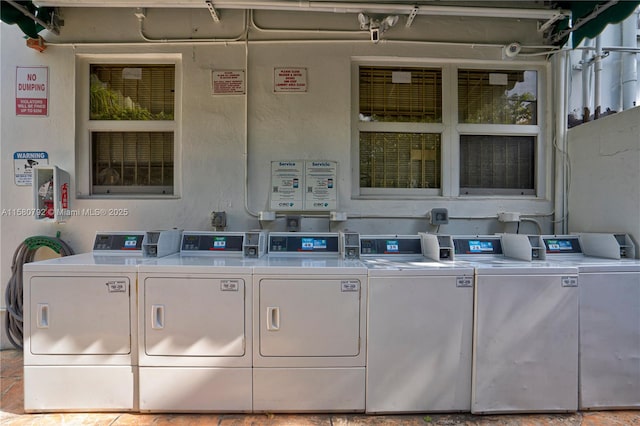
top-left (2, 350), bottom-right (640, 426)
top-left (581, 411), bottom-right (640, 426)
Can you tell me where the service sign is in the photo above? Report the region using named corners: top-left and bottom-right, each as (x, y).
top-left (16, 66), bottom-right (49, 116)
top-left (270, 161), bottom-right (304, 210)
top-left (304, 160), bottom-right (337, 211)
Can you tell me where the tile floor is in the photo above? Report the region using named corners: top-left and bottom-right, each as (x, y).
top-left (2, 349), bottom-right (639, 426)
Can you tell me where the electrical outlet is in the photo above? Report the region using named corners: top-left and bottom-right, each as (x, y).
top-left (211, 211), bottom-right (227, 229)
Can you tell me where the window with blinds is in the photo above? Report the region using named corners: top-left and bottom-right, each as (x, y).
top-left (92, 132), bottom-right (174, 194)
top-left (357, 65), bottom-right (443, 194)
top-left (359, 66), bottom-right (442, 122)
top-left (360, 132), bottom-right (441, 189)
top-left (458, 69), bottom-right (537, 125)
top-left (88, 63), bottom-right (176, 196)
top-left (460, 135), bottom-right (535, 195)
top-left (90, 64), bottom-right (174, 120)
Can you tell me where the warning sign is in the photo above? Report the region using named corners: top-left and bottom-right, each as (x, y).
top-left (274, 67), bottom-right (307, 93)
top-left (212, 70), bottom-right (245, 95)
top-left (14, 151), bottom-right (49, 186)
top-left (16, 67), bottom-right (49, 116)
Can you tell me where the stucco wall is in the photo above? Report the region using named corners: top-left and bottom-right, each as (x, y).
top-left (567, 106), bottom-right (640, 246)
top-left (1, 7), bottom-right (556, 348)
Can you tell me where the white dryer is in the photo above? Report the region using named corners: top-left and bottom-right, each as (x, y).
top-left (540, 233), bottom-right (640, 410)
top-left (136, 231), bottom-right (266, 413)
top-left (252, 232), bottom-right (367, 412)
top-left (361, 235), bottom-right (474, 413)
top-left (448, 235), bottom-right (579, 414)
top-left (22, 230), bottom-right (181, 412)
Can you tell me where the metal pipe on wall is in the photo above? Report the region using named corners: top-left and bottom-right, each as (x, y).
top-left (594, 35), bottom-right (603, 118)
top-left (621, 8), bottom-right (638, 110)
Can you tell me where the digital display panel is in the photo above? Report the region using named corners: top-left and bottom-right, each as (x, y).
top-left (543, 238), bottom-right (582, 254)
top-left (123, 236), bottom-right (139, 249)
top-left (269, 235), bottom-right (338, 253)
top-left (468, 240), bottom-right (494, 253)
top-left (93, 233), bottom-right (144, 251)
top-left (386, 240), bottom-right (399, 253)
top-left (453, 238), bottom-right (503, 255)
top-left (212, 237), bottom-right (227, 250)
top-left (181, 234), bottom-right (243, 252)
top-left (300, 238), bottom-right (329, 251)
top-left (360, 238), bottom-right (422, 255)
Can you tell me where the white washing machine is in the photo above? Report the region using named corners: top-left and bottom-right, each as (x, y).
top-left (136, 231), bottom-right (266, 412)
top-left (22, 230), bottom-right (181, 412)
top-left (447, 235), bottom-right (579, 414)
top-left (539, 233), bottom-right (640, 409)
top-left (252, 232), bottom-right (367, 412)
top-left (361, 234), bottom-right (474, 413)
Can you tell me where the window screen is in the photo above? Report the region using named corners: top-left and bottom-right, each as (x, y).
top-left (360, 132), bottom-right (441, 189)
top-left (459, 135), bottom-right (534, 195)
top-left (458, 70), bottom-right (537, 125)
top-left (87, 62), bottom-right (176, 196)
top-left (359, 66), bottom-right (442, 122)
top-left (90, 64), bottom-right (174, 120)
top-left (92, 132), bottom-right (174, 194)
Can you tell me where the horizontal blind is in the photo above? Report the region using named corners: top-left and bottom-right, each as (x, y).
top-left (360, 132), bottom-right (441, 189)
top-left (92, 132), bottom-right (174, 192)
top-left (458, 69), bottom-right (537, 125)
top-left (90, 64), bottom-right (175, 120)
top-left (359, 66), bottom-right (442, 123)
top-left (460, 135), bottom-right (534, 192)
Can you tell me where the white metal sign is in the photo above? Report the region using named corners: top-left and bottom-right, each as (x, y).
top-left (270, 161), bottom-right (304, 210)
top-left (14, 151), bottom-right (49, 186)
top-left (212, 70), bottom-right (245, 95)
top-left (304, 160), bottom-right (337, 211)
top-left (274, 67), bottom-right (307, 93)
top-left (16, 66), bottom-right (49, 116)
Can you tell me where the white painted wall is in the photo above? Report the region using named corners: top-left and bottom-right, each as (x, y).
top-left (1, 7), bottom-right (555, 348)
top-left (567, 106), bottom-right (640, 248)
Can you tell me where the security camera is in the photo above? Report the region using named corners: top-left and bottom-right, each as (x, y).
top-left (504, 42), bottom-right (522, 58)
top-left (370, 27), bottom-right (380, 43)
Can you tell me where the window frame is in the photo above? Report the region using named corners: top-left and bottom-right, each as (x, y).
top-left (75, 53), bottom-right (182, 199)
top-left (351, 60), bottom-right (451, 198)
top-left (351, 59), bottom-right (548, 200)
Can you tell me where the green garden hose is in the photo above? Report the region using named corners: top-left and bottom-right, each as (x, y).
top-left (5, 234), bottom-right (74, 349)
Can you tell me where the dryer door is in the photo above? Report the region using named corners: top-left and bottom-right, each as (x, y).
top-left (258, 278), bottom-right (361, 357)
top-left (29, 276), bottom-right (131, 355)
top-left (144, 277), bottom-right (246, 357)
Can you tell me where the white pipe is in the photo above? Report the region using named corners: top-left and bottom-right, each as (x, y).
top-left (35, 0), bottom-right (569, 20)
top-left (594, 35), bottom-right (603, 118)
top-left (216, 2), bottom-right (569, 20)
top-left (137, 10), bottom-right (248, 43)
top-left (243, 41), bottom-right (259, 218)
top-left (621, 8), bottom-right (638, 110)
top-left (553, 50), bottom-right (569, 234)
top-left (582, 38), bottom-right (591, 120)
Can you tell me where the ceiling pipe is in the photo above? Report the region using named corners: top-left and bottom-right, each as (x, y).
top-left (35, 1), bottom-right (569, 21)
top-left (209, 2), bottom-right (569, 20)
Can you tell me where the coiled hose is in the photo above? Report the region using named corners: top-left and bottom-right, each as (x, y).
top-left (5, 234), bottom-right (74, 349)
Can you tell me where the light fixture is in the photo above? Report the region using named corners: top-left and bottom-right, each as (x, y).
top-left (357, 12), bottom-right (399, 43)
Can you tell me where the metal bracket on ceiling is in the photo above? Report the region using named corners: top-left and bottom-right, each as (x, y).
top-left (5, 0), bottom-right (61, 35)
top-left (406, 6), bottom-right (418, 28)
top-left (205, 0), bottom-right (220, 23)
top-left (537, 12), bottom-right (566, 33)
